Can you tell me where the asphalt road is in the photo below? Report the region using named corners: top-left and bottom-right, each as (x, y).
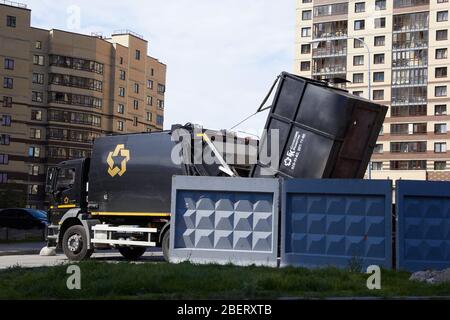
top-left (0, 248), bottom-right (164, 270)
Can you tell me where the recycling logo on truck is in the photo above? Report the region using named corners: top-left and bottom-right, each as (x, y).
top-left (106, 144), bottom-right (131, 177)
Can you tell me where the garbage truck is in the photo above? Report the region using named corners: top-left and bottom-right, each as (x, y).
top-left (44, 72), bottom-right (387, 261)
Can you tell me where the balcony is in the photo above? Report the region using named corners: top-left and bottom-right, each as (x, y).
top-left (312, 46), bottom-right (347, 58)
top-left (312, 66), bottom-right (347, 76)
top-left (393, 0), bottom-right (429, 9)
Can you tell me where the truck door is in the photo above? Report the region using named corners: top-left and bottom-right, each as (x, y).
top-left (54, 167), bottom-right (78, 208)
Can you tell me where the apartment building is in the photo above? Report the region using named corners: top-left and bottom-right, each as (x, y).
top-left (295, 0), bottom-right (450, 181)
top-left (0, 2), bottom-right (166, 208)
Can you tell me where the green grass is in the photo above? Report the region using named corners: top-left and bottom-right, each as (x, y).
top-left (0, 261), bottom-right (449, 299)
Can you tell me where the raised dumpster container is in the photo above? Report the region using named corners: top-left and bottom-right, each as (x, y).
top-left (251, 72), bottom-right (388, 179)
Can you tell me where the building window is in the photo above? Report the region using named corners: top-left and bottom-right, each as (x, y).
top-left (374, 53), bottom-right (385, 64)
top-left (391, 142), bottom-right (426, 153)
top-left (120, 70), bottom-right (126, 80)
top-left (353, 73), bottom-right (364, 83)
top-left (32, 73), bottom-right (44, 84)
top-left (147, 96), bottom-right (153, 106)
top-left (133, 117), bottom-right (138, 127)
top-left (435, 104), bottom-right (447, 115)
top-left (373, 90), bottom-right (384, 100)
top-left (31, 110), bottom-right (42, 121)
top-left (435, 142), bottom-right (447, 153)
top-left (146, 112), bottom-right (152, 121)
top-left (374, 144), bottom-right (383, 153)
top-left (374, 36), bottom-right (385, 47)
top-left (373, 72), bottom-right (384, 82)
top-left (371, 162), bottom-right (383, 171)
top-left (375, 0), bottom-right (386, 10)
top-left (6, 16), bottom-right (16, 28)
top-left (437, 30), bottom-right (448, 41)
top-left (157, 84), bottom-right (166, 94)
top-left (133, 100), bottom-right (139, 110)
top-left (390, 160), bottom-right (426, 170)
top-left (134, 83), bottom-right (139, 93)
top-left (300, 61), bottom-right (310, 71)
top-left (353, 55), bottom-right (364, 66)
top-left (0, 173), bottom-right (8, 184)
top-left (28, 185), bottom-right (39, 195)
top-left (30, 128), bottom-right (41, 139)
top-left (301, 27), bottom-right (311, 37)
top-left (29, 165), bottom-right (39, 176)
top-left (4, 58), bottom-right (14, 70)
top-left (354, 38), bottom-right (364, 48)
top-left (150, 68), bottom-right (155, 77)
top-left (135, 50), bottom-right (141, 60)
top-left (156, 115), bottom-right (164, 126)
top-left (117, 104), bottom-right (124, 114)
top-left (0, 154), bottom-right (8, 164)
top-left (28, 146), bottom-right (41, 158)
top-left (353, 91), bottom-right (363, 97)
top-left (391, 123), bottom-right (427, 135)
top-left (1, 115), bottom-right (11, 126)
top-left (437, 11), bottom-right (448, 22)
top-left (302, 10), bottom-right (312, 20)
top-left (434, 161), bottom-right (447, 170)
top-left (32, 91), bottom-right (43, 103)
top-left (0, 134), bottom-right (10, 145)
top-left (119, 87), bottom-right (125, 97)
top-left (301, 44), bottom-right (311, 54)
top-left (435, 123), bottom-right (448, 134)
top-left (374, 17), bottom-right (386, 28)
top-left (157, 99), bottom-right (164, 110)
top-left (436, 48), bottom-right (448, 59)
top-left (35, 41), bottom-right (42, 49)
top-left (435, 86), bottom-right (447, 97)
top-left (117, 121), bottom-right (124, 131)
top-left (437, 0), bottom-right (449, 3)
top-left (354, 20), bottom-right (365, 30)
top-left (3, 77), bottom-right (13, 89)
top-left (355, 2), bottom-right (365, 13)
top-left (435, 67), bottom-right (447, 78)
top-left (147, 80), bottom-right (153, 89)
top-left (3, 96), bottom-right (12, 108)
top-left (33, 55), bottom-right (44, 66)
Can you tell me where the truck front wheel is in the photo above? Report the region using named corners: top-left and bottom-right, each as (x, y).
top-left (118, 247), bottom-right (146, 260)
top-left (62, 225), bottom-right (94, 261)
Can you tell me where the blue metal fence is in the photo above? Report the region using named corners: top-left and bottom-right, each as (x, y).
top-left (396, 180), bottom-right (450, 272)
top-left (281, 179), bottom-right (392, 269)
top-left (169, 176), bottom-right (279, 267)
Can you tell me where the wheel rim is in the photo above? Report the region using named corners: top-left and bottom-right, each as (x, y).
top-left (67, 234), bottom-right (83, 253)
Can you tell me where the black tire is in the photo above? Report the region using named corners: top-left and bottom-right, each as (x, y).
top-left (118, 246), bottom-right (147, 260)
top-left (62, 225), bottom-right (94, 261)
top-left (161, 230), bottom-right (170, 262)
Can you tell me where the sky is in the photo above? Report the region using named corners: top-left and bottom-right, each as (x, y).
top-left (23, 0), bottom-right (296, 136)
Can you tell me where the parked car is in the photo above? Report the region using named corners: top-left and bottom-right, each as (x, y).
top-left (0, 208), bottom-right (48, 230)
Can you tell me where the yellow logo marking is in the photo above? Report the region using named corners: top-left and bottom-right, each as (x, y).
top-left (106, 144), bottom-right (130, 177)
top-left (63, 196), bottom-right (70, 204)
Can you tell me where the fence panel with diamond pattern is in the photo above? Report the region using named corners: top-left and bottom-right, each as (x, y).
top-left (169, 176), bottom-right (279, 266)
top-left (280, 179), bottom-right (393, 269)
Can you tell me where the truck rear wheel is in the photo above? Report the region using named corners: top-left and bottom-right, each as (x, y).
top-left (162, 230), bottom-right (170, 262)
top-left (62, 225), bottom-right (94, 261)
top-left (118, 246), bottom-right (146, 260)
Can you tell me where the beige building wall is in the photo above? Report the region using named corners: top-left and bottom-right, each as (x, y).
top-left (0, 2), bottom-right (167, 208)
top-left (295, 0), bottom-right (450, 182)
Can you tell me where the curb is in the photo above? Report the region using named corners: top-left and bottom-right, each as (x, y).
top-left (0, 249), bottom-right (41, 257)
